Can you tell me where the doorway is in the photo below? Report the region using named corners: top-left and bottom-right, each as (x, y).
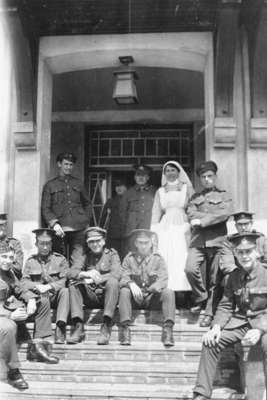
top-left (85, 124), bottom-right (194, 225)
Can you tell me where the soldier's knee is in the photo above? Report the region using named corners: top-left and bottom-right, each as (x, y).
top-left (106, 277), bottom-right (119, 290)
top-left (0, 318), bottom-right (17, 336)
top-left (119, 287), bottom-right (131, 299)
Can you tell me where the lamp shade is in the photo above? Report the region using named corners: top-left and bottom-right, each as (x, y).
top-left (113, 70), bottom-right (138, 105)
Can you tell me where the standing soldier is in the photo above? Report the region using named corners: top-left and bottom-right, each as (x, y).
top-left (122, 165), bottom-right (156, 256)
top-left (0, 213), bottom-right (23, 279)
top-left (68, 227), bottom-right (121, 345)
top-left (41, 152), bottom-right (92, 259)
top-left (22, 229), bottom-right (70, 344)
top-left (119, 229), bottom-right (176, 347)
top-left (185, 161), bottom-right (232, 327)
top-left (192, 232), bottom-right (267, 400)
top-left (100, 179), bottom-right (127, 259)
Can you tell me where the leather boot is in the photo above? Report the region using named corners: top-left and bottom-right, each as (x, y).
top-left (97, 323), bottom-right (112, 345)
top-left (67, 322), bottom-right (85, 344)
top-left (120, 325), bottom-right (131, 345)
top-left (27, 342), bottom-right (59, 364)
top-left (55, 323), bottom-right (66, 344)
top-left (8, 368), bottom-right (29, 390)
top-left (162, 324), bottom-right (175, 347)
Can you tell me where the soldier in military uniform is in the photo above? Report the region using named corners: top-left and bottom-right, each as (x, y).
top-left (0, 213), bottom-right (23, 279)
top-left (185, 161), bottom-right (232, 327)
top-left (41, 152), bottom-right (92, 259)
top-left (121, 165), bottom-right (156, 256)
top-left (99, 178), bottom-right (127, 259)
top-left (218, 211), bottom-right (267, 276)
top-left (192, 232), bottom-right (267, 400)
top-left (119, 229), bottom-right (176, 346)
top-left (22, 228), bottom-right (70, 345)
top-left (68, 227), bottom-right (121, 345)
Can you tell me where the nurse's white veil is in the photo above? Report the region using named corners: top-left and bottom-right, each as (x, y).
top-left (161, 160), bottom-right (193, 188)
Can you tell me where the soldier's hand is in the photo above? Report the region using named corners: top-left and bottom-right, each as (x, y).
top-left (53, 223), bottom-right (65, 238)
top-left (190, 219), bottom-right (201, 227)
top-left (203, 324), bottom-right (221, 347)
top-left (27, 298), bottom-right (37, 316)
top-left (11, 307), bottom-right (28, 321)
top-left (35, 284), bottom-right (51, 294)
top-left (87, 269), bottom-right (102, 284)
top-left (242, 329), bottom-right (262, 346)
top-left (129, 282), bottom-right (143, 304)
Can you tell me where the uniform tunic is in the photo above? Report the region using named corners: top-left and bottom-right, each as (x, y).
top-left (194, 261), bottom-right (267, 398)
top-left (41, 175), bottom-right (91, 231)
top-left (22, 252), bottom-right (70, 324)
top-left (121, 184), bottom-right (156, 238)
top-left (119, 251), bottom-right (176, 323)
top-left (68, 248), bottom-right (121, 320)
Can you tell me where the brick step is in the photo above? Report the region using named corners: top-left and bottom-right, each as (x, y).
top-left (0, 381), bottom-right (245, 400)
top-left (18, 359), bottom-right (239, 386)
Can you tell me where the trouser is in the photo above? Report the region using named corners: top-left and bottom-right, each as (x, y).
top-left (53, 229), bottom-right (85, 260)
top-left (119, 287), bottom-right (176, 324)
top-left (32, 288), bottom-right (70, 339)
top-left (50, 287), bottom-right (70, 324)
top-left (69, 277), bottom-right (119, 321)
top-left (193, 324), bottom-right (265, 398)
top-left (185, 247), bottom-right (220, 316)
top-left (0, 317), bottom-right (20, 370)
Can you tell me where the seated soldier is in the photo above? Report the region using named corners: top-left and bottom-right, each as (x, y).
top-left (0, 243), bottom-right (28, 389)
top-left (192, 232), bottom-right (267, 400)
top-left (119, 229), bottom-right (176, 347)
top-left (22, 228), bottom-right (70, 345)
top-left (0, 213), bottom-right (23, 279)
top-left (68, 227), bottom-right (121, 345)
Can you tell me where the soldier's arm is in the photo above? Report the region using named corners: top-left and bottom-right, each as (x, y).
top-left (151, 190), bottom-right (163, 225)
top-left (21, 260), bottom-right (37, 291)
top-left (218, 240), bottom-right (237, 275)
top-left (212, 274), bottom-right (234, 328)
top-left (199, 192), bottom-right (233, 227)
top-left (186, 197), bottom-right (208, 220)
top-left (49, 256), bottom-right (69, 292)
top-left (147, 256), bottom-right (168, 293)
top-left (41, 182), bottom-right (59, 227)
top-left (119, 255), bottom-right (133, 288)
top-left (100, 251), bottom-right (121, 284)
top-left (14, 269), bottom-right (38, 303)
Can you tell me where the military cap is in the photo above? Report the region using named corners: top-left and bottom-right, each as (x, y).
top-left (56, 152), bottom-right (77, 163)
top-left (32, 228), bottom-right (54, 241)
top-left (232, 211), bottom-right (254, 223)
top-left (228, 232), bottom-right (260, 250)
top-left (0, 241), bottom-right (12, 254)
top-left (133, 164), bottom-right (152, 176)
top-left (0, 213), bottom-right (7, 224)
top-left (0, 280), bottom-right (8, 301)
top-left (130, 229), bottom-right (156, 240)
top-left (196, 160), bottom-right (218, 176)
top-left (85, 226), bottom-right (106, 242)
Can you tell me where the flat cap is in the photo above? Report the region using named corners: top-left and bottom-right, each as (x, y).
top-left (32, 228), bottom-right (54, 240)
top-left (85, 226), bottom-right (106, 242)
top-left (134, 164), bottom-right (152, 176)
top-left (130, 229), bottom-right (155, 240)
top-left (0, 213), bottom-right (7, 223)
top-left (228, 232), bottom-right (260, 250)
top-left (232, 211), bottom-right (254, 223)
top-left (196, 160), bottom-right (218, 176)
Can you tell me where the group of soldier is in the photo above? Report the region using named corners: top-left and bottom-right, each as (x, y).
top-left (1, 152), bottom-right (267, 400)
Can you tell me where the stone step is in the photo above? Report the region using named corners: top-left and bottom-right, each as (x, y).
top-left (18, 359), bottom-right (239, 386)
top-left (0, 381), bottom-right (245, 400)
top-left (19, 341), bottom-right (203, 362)
top-left (26, 322), bottom-right (208, 342)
